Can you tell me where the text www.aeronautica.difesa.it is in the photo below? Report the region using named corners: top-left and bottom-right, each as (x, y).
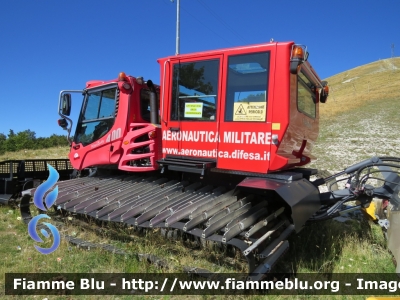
top-left (161, 130), bottom-right (273, 161)
top-left (162, 147), bottom-right (270, 161)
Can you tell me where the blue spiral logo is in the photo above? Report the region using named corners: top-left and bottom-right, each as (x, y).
top-left (28, 164), bottom-right (61, 254)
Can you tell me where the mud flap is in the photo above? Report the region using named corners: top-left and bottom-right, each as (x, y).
top-left (236, 177), bottom-right (320, 232)
top-left (387, 210), bottom-right (400, 276)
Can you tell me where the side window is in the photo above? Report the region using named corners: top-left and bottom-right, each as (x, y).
top-left (83, 92), bottom-right (101, 120)
top-left (297, 71), bottom-right (316, 118)
top-left (170, 59), bottom-right (219, 121)
top-left (82, 89), bottom-right (116, 121)
top-left (225, 52), bottom-right (269, 122)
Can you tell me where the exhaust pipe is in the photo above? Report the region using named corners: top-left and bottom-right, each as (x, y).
top-left (146, 80), bottom-right (159, 125)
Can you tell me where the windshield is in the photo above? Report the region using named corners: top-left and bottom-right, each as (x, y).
top-left (74, 86), bottom-right (117, 146)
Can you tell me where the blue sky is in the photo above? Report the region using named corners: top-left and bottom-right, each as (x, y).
top-left (1, 0), bottom-right (399, 138)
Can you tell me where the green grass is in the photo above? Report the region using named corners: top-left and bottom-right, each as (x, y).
top-left (0, 147), bottom-right (70, 161)
top-left (283, 217), bottom-right (394, 274)
top-left (0, 204), bottom-right (393, 300)
top-left (0, 205), bottom-right (211, 300)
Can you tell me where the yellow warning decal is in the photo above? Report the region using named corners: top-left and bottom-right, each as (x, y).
top-left (272, 123), bottom-right (280, 130)
top-left (233, 102), bottom-right (266, 122)
top-left (184, 103), bottom-right (203, 118)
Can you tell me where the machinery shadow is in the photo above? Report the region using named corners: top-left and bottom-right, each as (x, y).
top-left (273, 216), bottom-right (382, 275)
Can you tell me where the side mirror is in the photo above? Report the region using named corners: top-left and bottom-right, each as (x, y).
top-left (320, 93), bottom-right (328, 103)
top-left (320, 81), bottom-right (329, 104)
top-left (61, 94), bottom-right (71, 116)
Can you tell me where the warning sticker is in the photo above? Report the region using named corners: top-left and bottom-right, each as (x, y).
top-left (235, 104), bottom-right (246, 115)
top-left (233, 102), bottom-right (266, 121)
top-left (184, 103), bottom-right (203, 118)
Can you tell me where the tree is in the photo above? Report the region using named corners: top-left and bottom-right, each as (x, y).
top-left (0, 129), bottom-right (69, 153)
top-left (14, 131), bottom-right (35, 150)
top-left (6, 130), bottom-right (17, 152)
top-left (8, 129), bottom-right (15, 138)
top-left (23, 129), bottom-right (36, 141)
top-left (0, 133), bottom-right (6, 155)
top-left (238, 92), bottom-right (266, 102)
top-left (175, 63), bottom-right (214, 95)
top-left (48, 134), bottom-right (68, 147)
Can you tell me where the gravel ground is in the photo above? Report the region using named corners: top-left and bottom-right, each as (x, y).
top-left (310, 100), bottom-right (400, 174)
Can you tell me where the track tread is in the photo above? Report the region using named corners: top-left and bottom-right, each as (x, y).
top-left (24, 174), bottom-right (294, 278)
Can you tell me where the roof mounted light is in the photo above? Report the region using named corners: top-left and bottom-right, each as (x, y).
top-left (118, 72), bottom-right (132, 91)
top-left (292, 46), bottom-right (305, 60)
top-left (290, 44), bottom-right (308, 74)
top-left (136, 77), bottom-right (144, 85)
top-left (119, 72), bottom-right (128, 81)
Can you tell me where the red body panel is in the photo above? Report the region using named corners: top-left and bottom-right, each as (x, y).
top-left (158, 41), bottom-right (323, 174)
top-left (68, 41), bottom-right (325, 175)
top-left (69, 77), bottom-right (161, 171)
top-left (118, 124), bottom-right (161, 172)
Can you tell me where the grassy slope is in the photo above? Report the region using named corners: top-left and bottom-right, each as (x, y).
top-left (1, 58), bottom-right (400, 299)
top-left (0, 147), bottom-right (70, 161)
top-left (310, 57), bottom-right (400, 172)
top-left (319, 57), bottom-right (400, 118)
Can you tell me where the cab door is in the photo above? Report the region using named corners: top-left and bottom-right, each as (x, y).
top-left (70, 84), bottom-right (118, 169)
top-left (216, 49), bottom-right (274, 173)
top-left (163, 55), bottom-right (222, 161)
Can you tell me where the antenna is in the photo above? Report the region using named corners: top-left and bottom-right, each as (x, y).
top-left (172, 0), bottom-right (180, 55)
top-left (392, 43), bottom-right (395, 58)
